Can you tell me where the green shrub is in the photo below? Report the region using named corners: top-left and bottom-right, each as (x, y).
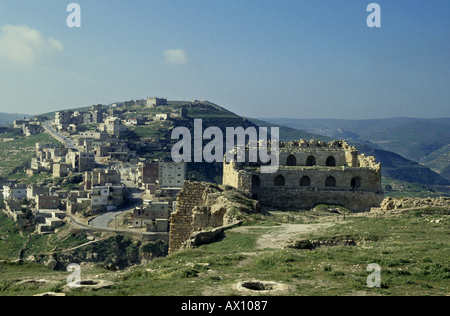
top-left (254, 250), bottom-right (297, 269)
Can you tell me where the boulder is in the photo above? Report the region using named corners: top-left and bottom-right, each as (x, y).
top-left (45, 257), bottom-right (58, 270)
top-left (380, 198), bottom-right (395, 211)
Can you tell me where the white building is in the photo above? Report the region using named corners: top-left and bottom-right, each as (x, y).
top-left (155, 113), bottom-right (169, 120)
top-left (100, 117), bottom-right (127, 136)
top-left (158, 162), bottom-right (186, 188)
top-left (3, 184), bottom-right (27, 201)
top-left (90, 186), bottom-right (110, 207)
top-left (133, 202), bottom-right (169, 231)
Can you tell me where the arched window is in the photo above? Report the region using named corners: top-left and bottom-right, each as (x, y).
top-left (252, 175), bottom-right (260, 187)
top-left (274, 175), bottom-right (285, 186)
top-left (325, 176), bottom-right (336, 187)
top-left (306, 156), bottom-right (316, 166)
top-left (286, 155), bottom-right (296, 166)
top-left (351, 177), bottom-right (361, 188)
top-left (326, 156), bottom-right (336, 167)
top-left (300, 176), bottom-right (311, 187)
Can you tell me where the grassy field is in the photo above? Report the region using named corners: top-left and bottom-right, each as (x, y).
top-left (0, 212), bottom-right (29, 260)
top-left (108, 208), bottom-right (450, 296)
top-left (0, 133), bottom-right (57, 177)
top-left (125, 121), bottom-right (173, 140)
top-left (1, 206), bottom-right (449, 296)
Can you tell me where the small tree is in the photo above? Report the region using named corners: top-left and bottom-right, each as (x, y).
top-left (384, 184), bottom-right (393, 192)
top-left (22, 207), bottom-right (34, 224)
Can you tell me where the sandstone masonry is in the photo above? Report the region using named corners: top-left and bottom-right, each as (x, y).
top-left (168, 181), bottom-right (256, 255)
top-left (223, 139), bottom-right (384, 212)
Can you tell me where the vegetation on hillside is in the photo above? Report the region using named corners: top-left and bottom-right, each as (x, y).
top-left (1, 207), bottom-right (449, 296)
top-left (0, 133), bottom-right (57, 177)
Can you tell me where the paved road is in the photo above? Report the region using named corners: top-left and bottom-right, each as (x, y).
top-left (89, 178), bottom-right (143, 230)
top-left (43, 120), bottom-right (144, 231)
top-left (43, 120), bottom-right (76, 149)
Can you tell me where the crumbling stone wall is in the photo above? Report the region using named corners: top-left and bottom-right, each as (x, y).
top-left (168, 181), bottom-right (253, 255)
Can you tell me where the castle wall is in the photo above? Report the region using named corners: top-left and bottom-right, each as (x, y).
top-left (253, 167), bottom-right (381, 192)
top-left (168, 181), bottom-right (241, 255)
top-left (278, 150), bottom-right (348, 167)
top-left (252, 187), bottom-right (384, 212)
top-left (223, 139), bottom-right (383, 212)
top-left (222, 160), bottom-right (252, 192)
top-left (168, 182), bottom-right (205, 255)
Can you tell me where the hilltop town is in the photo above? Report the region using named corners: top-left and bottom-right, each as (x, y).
top-left (1, 98), bottom-right (190, 239)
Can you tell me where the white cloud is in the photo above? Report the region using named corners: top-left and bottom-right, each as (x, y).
top-left (164, 49), bottom-right (188, 65)
top-left (0, 24), bottom-right (63, 65)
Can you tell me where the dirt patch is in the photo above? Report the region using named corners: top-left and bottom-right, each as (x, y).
top-left (229, 222), bottom-right (337, 249)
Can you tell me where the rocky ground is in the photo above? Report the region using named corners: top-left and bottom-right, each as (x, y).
top-left (379, 196), bottom-right (450, 211)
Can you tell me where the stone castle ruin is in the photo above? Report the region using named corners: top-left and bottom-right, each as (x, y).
top-left (168, 139), bottom-right (383, 255)
top-left (168, 181), bottom-right (258, 255)
top-left (223, 139), bottom-right (384, 212)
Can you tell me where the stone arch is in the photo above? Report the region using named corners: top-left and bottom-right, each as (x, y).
top-left (351, 177), bottom-right (361, 188)
top-left (252, 175), bottom-right (260, 187)
top-left (286, 155), bottom-right (296, 166)
top-left (325, 176), bottom-right (336, 187)
top-left (300, 176), bottom-right (311, 187)
top-left (326, 156), bottom-right (336, 167)
top-left (306, 156), bottom-right (316, 166)
top-left (274, 175), bottom-right (285, 186)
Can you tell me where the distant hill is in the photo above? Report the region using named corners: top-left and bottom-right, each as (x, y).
top-left (0, 113), bottom-right (32, 126)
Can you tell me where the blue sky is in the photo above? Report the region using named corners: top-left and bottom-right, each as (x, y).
top-left (0, 0), bottom-right (449, 119)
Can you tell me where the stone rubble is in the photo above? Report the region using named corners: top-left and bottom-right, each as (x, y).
top-left (380, 196), bottom-right (450, 211)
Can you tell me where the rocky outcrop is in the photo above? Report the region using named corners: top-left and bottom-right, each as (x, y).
top-left (380, 196), bottom-right (450, 211)
top-left (45, 256), bottom-right (58, 270)
top-left (180, 221), bottom-right (243, 251)
top-left (45, 236), bottom-right (167, 270)
top-left (286, 238), bottom-right (358, 250)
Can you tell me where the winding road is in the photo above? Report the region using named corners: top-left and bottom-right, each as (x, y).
top-left (43, 119), bottom-right (144, 232)
top-left (89, 178), bottom-right (143, 230)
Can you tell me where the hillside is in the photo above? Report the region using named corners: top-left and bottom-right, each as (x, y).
top-left (259, 117), bottom-right (450, 160)
top-left (0, 133), bottom-right (57, 178)
top-left (1, 206), bottom-right (450, 296)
